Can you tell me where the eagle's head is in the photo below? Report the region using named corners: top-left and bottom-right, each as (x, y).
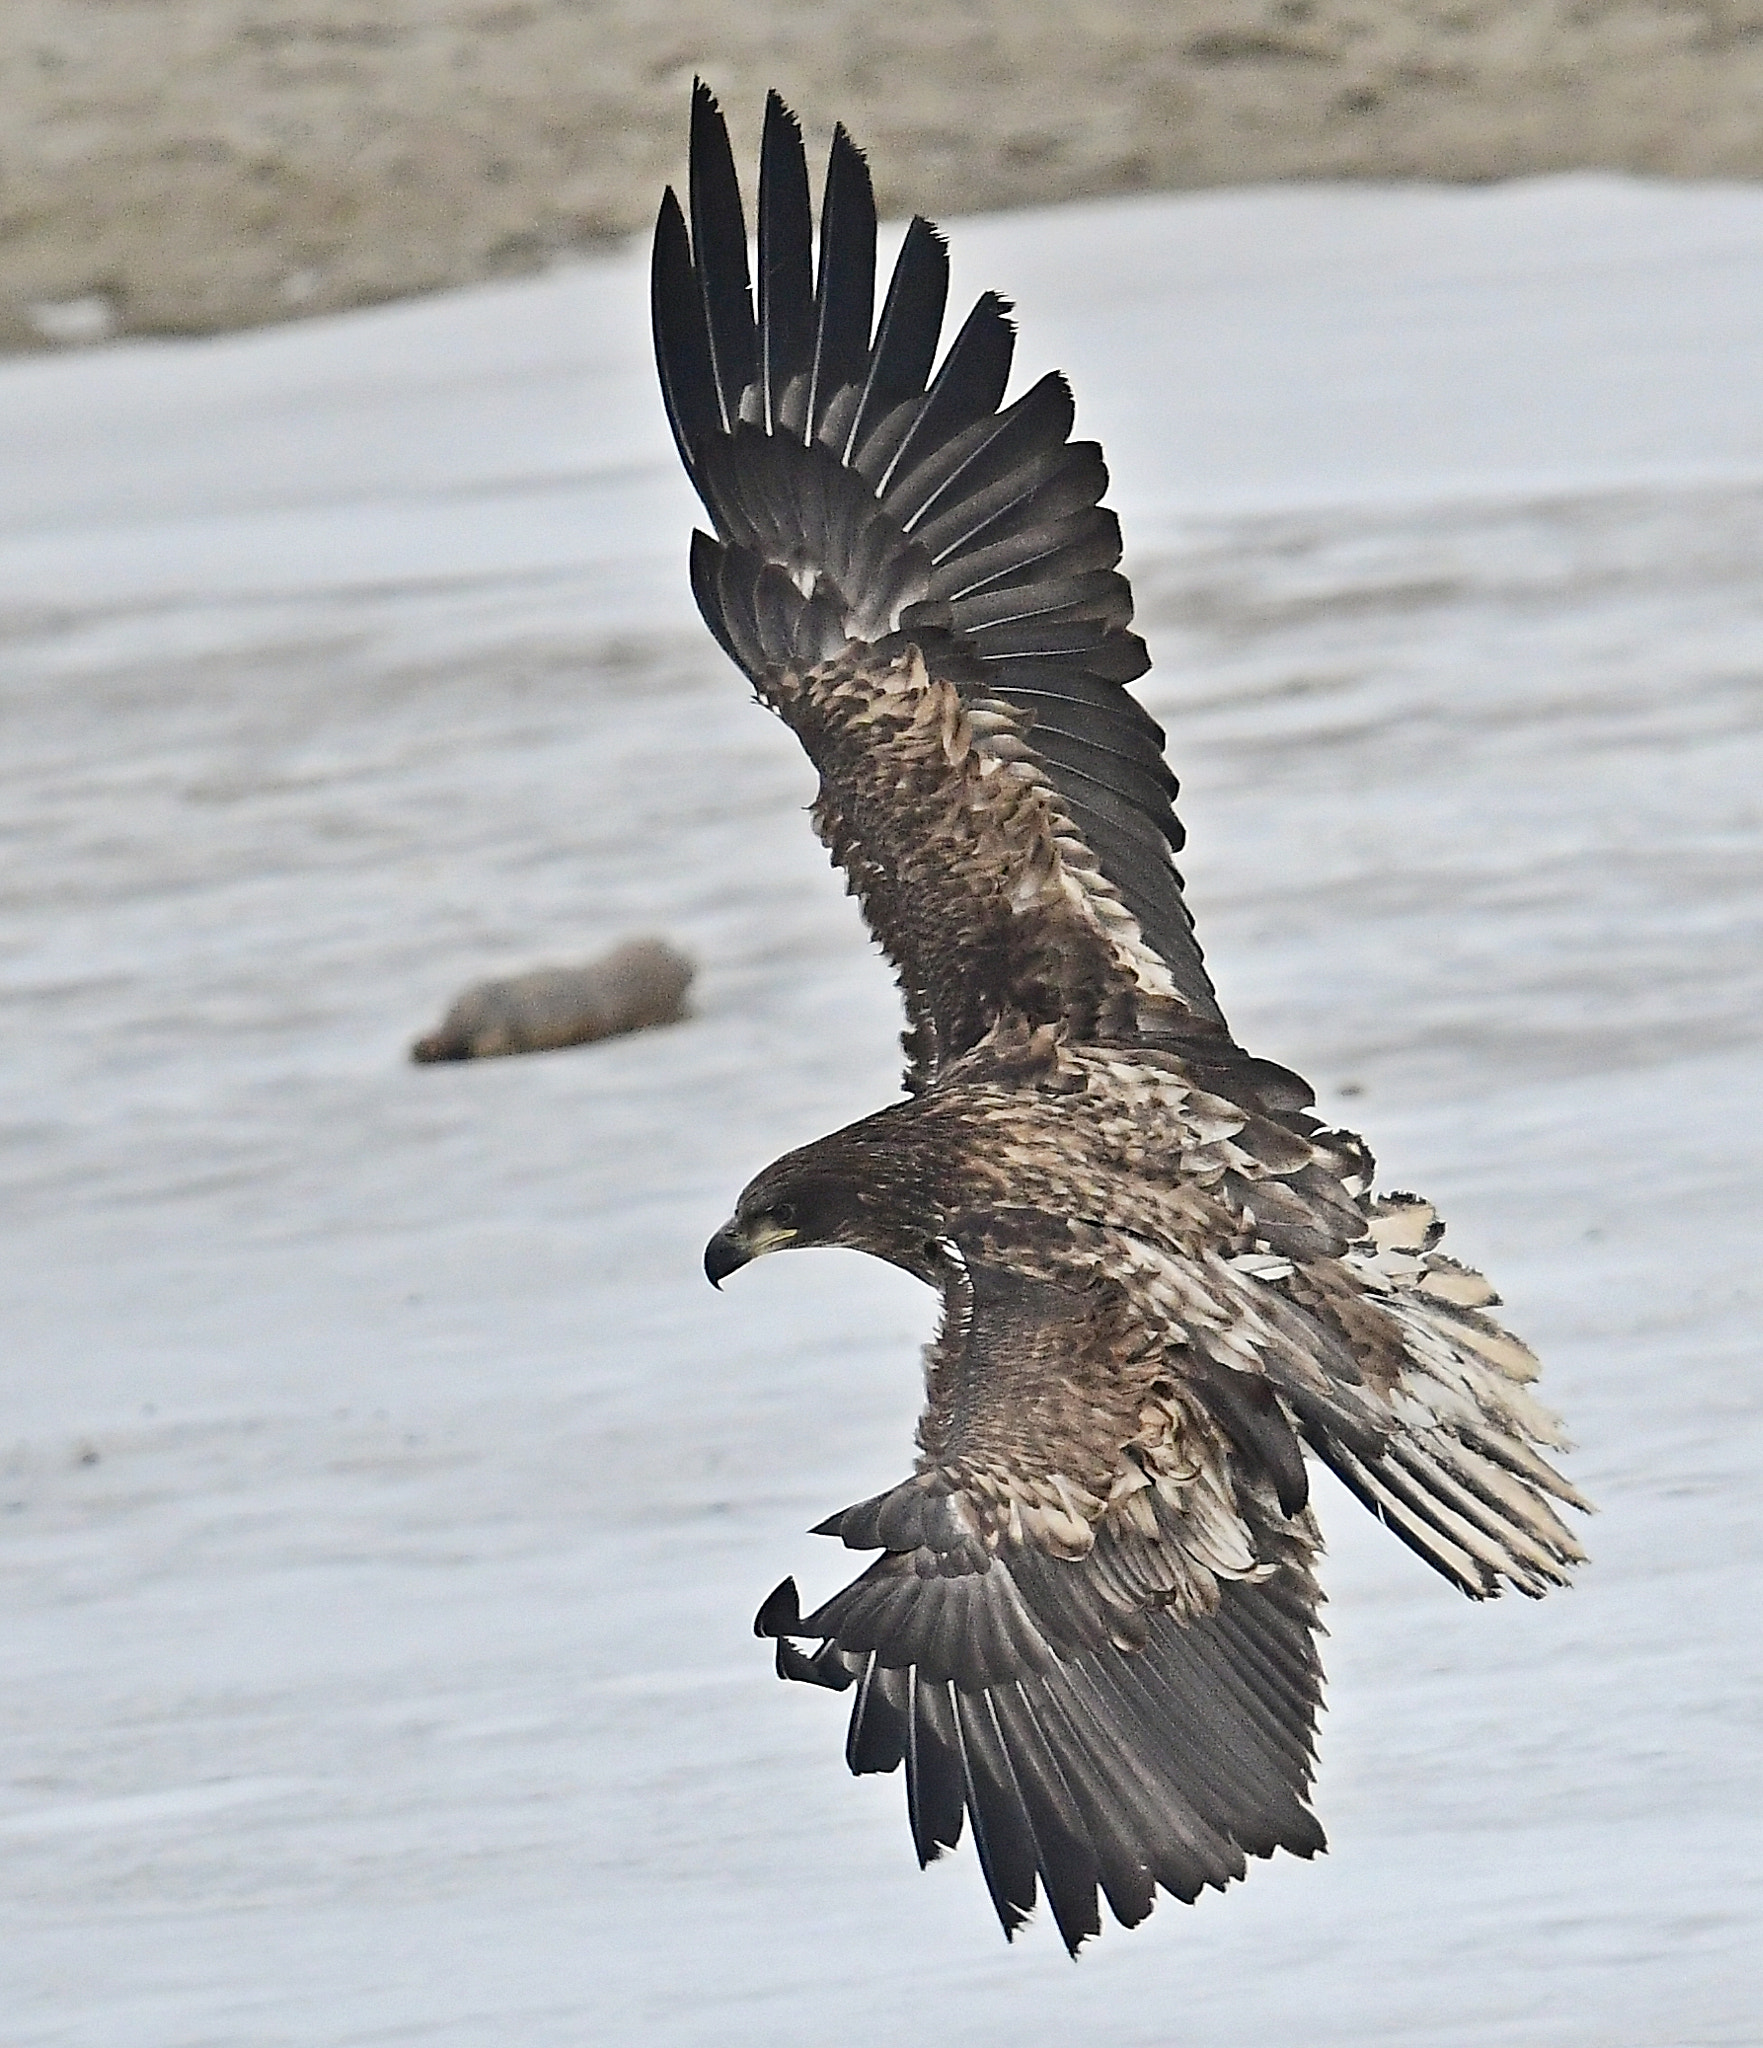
top-left (703, 1126), bottom-right (945, 1288)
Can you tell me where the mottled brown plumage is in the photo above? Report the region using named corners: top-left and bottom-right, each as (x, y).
top-left (660, 85), bottom-right (1588, 1953)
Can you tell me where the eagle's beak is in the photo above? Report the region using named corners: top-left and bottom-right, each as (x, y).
top-left (704, 1223), bottom-right (750, 1290)
top-left (704, 1215), bottom-right (799, 1287)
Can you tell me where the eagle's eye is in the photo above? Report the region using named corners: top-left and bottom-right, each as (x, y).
top-left (770, 1202), bottom-right (796, 1227)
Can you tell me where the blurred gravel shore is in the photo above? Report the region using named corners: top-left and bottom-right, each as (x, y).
top-left (7, 0), bottom-right (1763, 350)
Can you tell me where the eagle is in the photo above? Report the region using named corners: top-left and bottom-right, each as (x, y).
top-left (652, 83), bottom-right (1589, 1953)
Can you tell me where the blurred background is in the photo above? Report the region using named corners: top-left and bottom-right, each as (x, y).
top-left (4, 7), bottom-right (1762, 2047)
top-left (9, 0), bottom-right (1763, 347)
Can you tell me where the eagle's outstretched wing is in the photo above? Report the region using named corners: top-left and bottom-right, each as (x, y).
top-left (653, 86), bottom-right (1222, 1086)
top-left (752, 1159), bottom-right (1587, 1950)
top-left (756, 1230), bottom-right (1326, 1955)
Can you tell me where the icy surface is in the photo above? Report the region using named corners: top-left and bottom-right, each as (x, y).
top-left (3, 179), bottom-right (1761, 2044)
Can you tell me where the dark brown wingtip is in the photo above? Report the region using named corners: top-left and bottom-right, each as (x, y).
top-left (754, 1577), bottom-right (802, 1637)
top-left (763, 84), bottom-right (799, 134)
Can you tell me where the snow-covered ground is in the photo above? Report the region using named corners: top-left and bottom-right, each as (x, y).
top-left (3, 178), bottom-right (1761, 2045)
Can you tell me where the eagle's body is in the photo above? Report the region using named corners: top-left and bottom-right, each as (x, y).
top-left (656, 85), bottom-right (1588, 1953)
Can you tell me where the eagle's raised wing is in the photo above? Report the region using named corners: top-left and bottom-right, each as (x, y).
top-left (653, 86), bottom-right (1222, 1086)
top-left (756, 1228), bottom-right (1326, 1954)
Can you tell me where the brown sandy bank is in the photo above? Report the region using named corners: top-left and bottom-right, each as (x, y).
top-left (6, 0), bottom-right (1763, 349)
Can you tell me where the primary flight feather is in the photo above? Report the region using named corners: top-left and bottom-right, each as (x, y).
top-left (654, 84), bottom-right (1588, 1954)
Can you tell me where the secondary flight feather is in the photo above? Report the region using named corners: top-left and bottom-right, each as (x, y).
top-left (653, 83), bottom-right (1589, 1953)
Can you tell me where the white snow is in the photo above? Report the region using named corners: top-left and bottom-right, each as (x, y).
top-left (3, 177), bottom-right (1761, 2045)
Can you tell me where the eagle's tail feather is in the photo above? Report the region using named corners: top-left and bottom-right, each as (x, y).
top-left (1282, 1198), bottom-right (1592, 1599)
top-left (1319, 1390), bottom-right (1588, 1602)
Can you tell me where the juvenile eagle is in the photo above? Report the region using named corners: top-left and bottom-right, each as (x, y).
top-left (654, 85), bottom-right (1588, 1953)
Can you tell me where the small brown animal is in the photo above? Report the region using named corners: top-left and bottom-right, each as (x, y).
top-left (411, 938), bottom-right (693, 1062)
